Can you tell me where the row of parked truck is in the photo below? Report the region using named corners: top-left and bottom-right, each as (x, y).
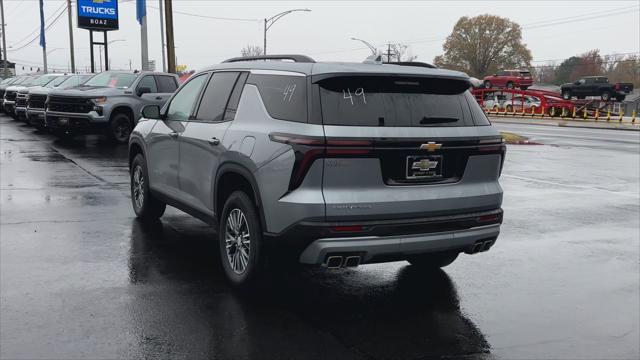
top-left (0, 70), bottom-right (179, 143)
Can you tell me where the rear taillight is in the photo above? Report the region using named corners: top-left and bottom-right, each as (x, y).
top-left (614, 83), bottom-right (620, 91)
top-left (478, 137), bottom-right (506, 176)
top-left (270, 133), bottom-right (372, 190)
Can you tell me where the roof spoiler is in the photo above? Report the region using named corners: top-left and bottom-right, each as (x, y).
top-left (223, 55), bottom-right (316, 63)
top-left (385, 61), bottom-right (437, 69)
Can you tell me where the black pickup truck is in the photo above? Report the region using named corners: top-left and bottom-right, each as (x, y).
top-left (561, 76), bottom-right (633, 102)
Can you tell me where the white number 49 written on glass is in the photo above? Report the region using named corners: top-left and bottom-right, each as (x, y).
top-left (343, 88), bottom-right (366, 105)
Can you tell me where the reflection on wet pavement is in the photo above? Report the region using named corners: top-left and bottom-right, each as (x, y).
top-left (1, 115), bottom-right (639, 359)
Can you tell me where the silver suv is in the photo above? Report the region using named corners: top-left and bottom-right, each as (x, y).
top-left (129, 55), bottom-right (505, 288)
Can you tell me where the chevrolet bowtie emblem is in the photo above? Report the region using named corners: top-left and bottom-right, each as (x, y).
top-left (412, 159), bottom-right (438, 171)
top-left (419, 142), bottom-right (442, 152)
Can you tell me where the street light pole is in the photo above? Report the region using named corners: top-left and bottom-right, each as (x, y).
top-left (350, 37), bottom-right (377, 55)
top-left (263, 9), bottom-right (311, 55)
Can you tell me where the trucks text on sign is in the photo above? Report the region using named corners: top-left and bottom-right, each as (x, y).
top-left (77, 0), bottom-right (119, 31)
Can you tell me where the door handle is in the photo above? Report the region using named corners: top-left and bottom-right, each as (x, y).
top-left (208, 137), bottom-right (220, 146)
top-left (169, 132), bottom-right (179, 138)
top-left (155, 96), bottom-right (163, 100)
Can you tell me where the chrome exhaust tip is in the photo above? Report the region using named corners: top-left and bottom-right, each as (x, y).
top-left (481, 240), bottom-right (494, 252)
top-left (344, 256), bottom-right (361, 268)
top-left (326, 256), bottom-right (343, 269)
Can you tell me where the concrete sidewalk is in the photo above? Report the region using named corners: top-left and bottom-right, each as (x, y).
top-left (489, 115), bottom-right (640, 131)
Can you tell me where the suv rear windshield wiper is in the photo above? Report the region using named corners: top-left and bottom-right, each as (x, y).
top-left (419, 117), bottom-right (459, 124)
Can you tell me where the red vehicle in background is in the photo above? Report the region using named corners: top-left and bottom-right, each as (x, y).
top-left (483, 70), bottom-right (533, 90)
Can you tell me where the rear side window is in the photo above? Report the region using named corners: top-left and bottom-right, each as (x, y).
top-left (248, 74), bottom-right (307, 123)
top-left (319, 76), bottom-right (474, 127)
top-left (156, 75), bottom-right (178, 93)
top-left (464, 92), bottom-right (491, 126)
top-left (196, 72), bottom-right (239, 122)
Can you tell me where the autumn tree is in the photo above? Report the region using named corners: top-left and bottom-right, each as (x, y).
top-left (434, 15), bottom-right (532, 77)
top-left (241, 45), bottom-right (264, 57)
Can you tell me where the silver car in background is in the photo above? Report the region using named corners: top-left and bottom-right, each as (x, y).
top-left (128, 55), bottom-right (505, 288)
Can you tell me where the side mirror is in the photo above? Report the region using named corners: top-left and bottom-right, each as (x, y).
top-left (137, 87), bottom-right (151, 96)
top-left (493, 74), bottom-right (497, 77)
top-left (574, 81), bottom-right (580, 85)
top-left (141, 104), bottom-right (161, 119)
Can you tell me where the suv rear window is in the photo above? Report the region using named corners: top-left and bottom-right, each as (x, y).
top-left (248, 74), bottom-right (307, 123)
top-left (319, 76), bottom-right (475, 127)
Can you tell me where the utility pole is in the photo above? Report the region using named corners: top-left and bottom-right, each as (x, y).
top-left (158, 0), bottom-right (166, 72)
top-left (384, 43), bottom-right (393, 63)
top-left (0, 0), bottom-right (8, 78)
top-left (164, 0), bottom-right (175, 73)
top-left (66, 0), bottom-right (75, 73)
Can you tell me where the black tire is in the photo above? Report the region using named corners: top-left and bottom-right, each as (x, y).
top-left (219, 191), bottom-right (266, 289)
top-left (408, 250), bottom-right (459, 269)
top-left (484, 80), bottom-right (492, 89)
top-left (506, 81), bottom-right (514, 89)
top-left (107, 112), bottom-right (134, 144)
top-left (601, 91), bottom-right (611, 101)
top-left (520, 86), bottom-right (528, 91)
top-left (562, 91), bottom-right (571, 100)
top-left (505, 104), bottom-right (513, 113)
top-left (130, 154), bottom-right (166, 220)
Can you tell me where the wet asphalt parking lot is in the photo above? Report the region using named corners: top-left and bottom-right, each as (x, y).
top-left (1, 114), bottom-right (639, 359)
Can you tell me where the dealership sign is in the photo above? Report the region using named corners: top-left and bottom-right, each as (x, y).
top-left (77, 0), bottom-right (119, 31)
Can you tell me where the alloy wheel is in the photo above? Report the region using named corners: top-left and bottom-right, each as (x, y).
top-left (224, 208), bottom-right (251, 274)
top-left (132, 165), bottom-right (145, 210)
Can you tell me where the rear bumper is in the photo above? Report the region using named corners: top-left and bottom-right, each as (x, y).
top-left (299, 223), bottom-right (500, 264)
top-left (266, 208), bottom-right (503, 265)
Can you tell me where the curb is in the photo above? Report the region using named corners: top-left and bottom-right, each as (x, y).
top-left (489, 117), bottom-right (640, 132)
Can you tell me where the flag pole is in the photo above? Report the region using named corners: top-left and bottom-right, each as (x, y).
top-left (39, 0), bottom-right (47, 73)
top-left (137, 0), bottom-right (148, 71)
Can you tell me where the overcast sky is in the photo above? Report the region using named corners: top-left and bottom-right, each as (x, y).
top-left (3, 0), bottom-right (639, 74)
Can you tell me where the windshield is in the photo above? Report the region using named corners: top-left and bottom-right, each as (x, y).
top-left (45, 76), bottom-right (68, 88)
top-left (56, 74), bottom-right (92, 89)
top-left (83, 72), bottom-right (137, 88)
top-left (319, 76), bottom-right (478, 127)
top-left (32, 75), bottom-right (59, 86)
top-left (20, 76), bottom-right (41, 86)
top-left (1, 78), bottom-right (13, 85)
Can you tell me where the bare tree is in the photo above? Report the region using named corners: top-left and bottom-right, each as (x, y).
top-left (241, 45), bottom-right (264, 57)
top-left (389, 43), bottom-right (417, 62)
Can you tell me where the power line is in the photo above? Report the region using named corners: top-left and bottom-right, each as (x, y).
top-left (8, 0), bottom-right (65, 48)
top-left (522, 5), bottom-right (639, 28)
top-left (7, 3), bottom-right (67, 52)
top-left (310, 6), bottom-right (638, 57)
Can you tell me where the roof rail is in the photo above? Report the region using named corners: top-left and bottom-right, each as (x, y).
top-left (223, 54), bottom-right (316, 63)
top-left (385, 61), bottom-right (437, 69)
